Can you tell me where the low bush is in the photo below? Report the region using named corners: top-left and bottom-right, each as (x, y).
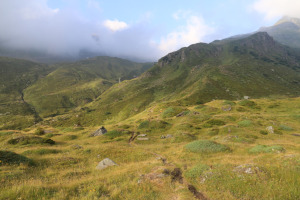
top-left (238, 120), bottom-right (252, 127)
top-left (7, 136), bottom-right (55, 145)
top-left (185, 140), bottom-right (230, 153)
top-left (249, 145), bottom-right (285, 154)
top-left (23, 148), bottom-right (61, 155)
top-left (279, 125), bottom-right (293, 131)
top-left (104, 130), bottom-right (124, 139)
top-left (259, 130), bottom-right (268, 135)
top-left (185, 163), bottom-right (210, 178)
top-left (0, 150), bottom-right (33, 165)
top-left (35, 128), bottom-right (45, 136)
top-left (203, 119), bottom-right (226, 127)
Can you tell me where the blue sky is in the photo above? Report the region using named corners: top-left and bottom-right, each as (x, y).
top-left (1, 0), bottom-right (299, 61)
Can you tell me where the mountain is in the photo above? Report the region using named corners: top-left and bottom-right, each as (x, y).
top-left (66, 32), bottom-right (300, 126)
top-left (0, 56), bottom-right (152, 128)
top-left (0, 57), bottom-right (53, 129)
top-left (259, 16), bottom-right (300, 49)
top-left (23, 56), bottom-right (152, 118)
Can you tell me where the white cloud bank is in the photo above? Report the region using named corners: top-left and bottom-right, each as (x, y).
top-left (252, 0), bottom-right (300, 20)
top-left (158, 12), bottom-right (214, 54)
top-left (0, 1), bottom-right (214, 61)
top-left (103, 19), bottom-right (129, 32)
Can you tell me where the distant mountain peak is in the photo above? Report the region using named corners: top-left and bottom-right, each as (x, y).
top-left (275, 16), bottom-right (300, 27)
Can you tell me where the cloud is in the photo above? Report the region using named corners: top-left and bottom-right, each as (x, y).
top-left (158, 13), bottom-right (214, 54)
top-left (103, 19), bottom-right (129, 32)
top-left (252, 0), bottom-right (300, 20)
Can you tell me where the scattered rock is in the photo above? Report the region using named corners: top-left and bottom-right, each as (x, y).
top-left (188, 185), bottom-right (208, 200)
top-left (176, 112), bottom-right (185, 117)
top-left (137, 138), bottom-right (149, 141)
top-left (222, 105), bottom-right (232, 111)
top-left (200, 171), bottom-right (213, 183)
top-left (138, 134), bottom-right (147, 137)
top-left (171, 168), bottom-right (183, 184)
top-left (95, 158), bottom-right (117, 170)
top-left (244, 96), bottom-right (250, 100)
top-left (233, 164), bottom-right (261, 175)
top-left (90, 126), bottom-right (107, 137)
top-left (162, 169), bottom-right (171, 175)
top-left (291, 133), bottom-right (300, 137)
top-left (160, 134), bottom-right (173, 139)
top-left (72, 144), bottom-right (83, 149)
top-left (266, 126), bottom-right (274, 134)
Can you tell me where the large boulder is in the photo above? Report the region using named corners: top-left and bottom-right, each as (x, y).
top-left (96, 158), bottom-right (117, 170)
top-left (90, 126), bottom-right (107, 137)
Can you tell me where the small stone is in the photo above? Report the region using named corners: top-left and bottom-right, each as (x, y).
top-left (266, 126), bottom-right (274, 134)
top-left (96, 158), bottom-right (117, 170)
top-left (72, 144), bottom-right (83, 149)
top-left (137, 138), bottom-right (149, 141)
top-left (90, 126), bottom-right (107, 137)
top-left (138, 134), bottom-right (147, 137)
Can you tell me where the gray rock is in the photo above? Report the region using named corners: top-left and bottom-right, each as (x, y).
top-left (176, 112), bottom-right (185, 117)
top-left (266, 126), bottom-right (274, 134)
top-left (72, 144), bottom-right (83, 149)
top-left (137, 137), bottom-right (149, 141)
top-left (166, 134), bottom-right (173, 138)
top-left (222, 105), bottom-right (232, 111)
top-left (90, 126), bottom-right (107, 137)
top-left (96, 158), bottom-right (117, 170)
top-left (138, 134), bottom-right (147, 137)
top-left (233, 164), bottom-right (261, 175)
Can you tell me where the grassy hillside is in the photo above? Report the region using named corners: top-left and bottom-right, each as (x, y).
top-left (0, 97), bottom-right (299, 199)
top-left (0, 57), bottom-right (53, 129)
top-left (260, 17), bottom-right (300, 49)
top-left (61, 32), bottom-right (300, 126)
top-left (24, 56), bottom-right (153, 117)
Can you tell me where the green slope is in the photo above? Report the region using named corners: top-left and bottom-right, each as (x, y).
top-left (0, 57), bottom-right (53, 129)
top-left (68, 32), bottom-right (300, 126)
top-left (24, 56), bottom-right (152, 117)
top-left (259, 17), bottom-right (300, 49)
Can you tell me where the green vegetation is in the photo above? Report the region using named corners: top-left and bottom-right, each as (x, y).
top-left (185, 163), bottom-right (210, 179)
top-left (237, 120), bottom-right (252, 127)
top-left (249, 145), bottom-right (286, 153)
top-left (7, 136), bottom-right (55, 145)
top-left (0, 151), bottom-right (33, 165)
top-left (185, 140), bottom-right (230, 153)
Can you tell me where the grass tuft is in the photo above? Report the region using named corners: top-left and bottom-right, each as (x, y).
top-left (185, 140), bottom-right (230, 153)
top-left (249, 145), bottom-right (285, 153)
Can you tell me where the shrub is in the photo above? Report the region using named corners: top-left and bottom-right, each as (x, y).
top-left (7, 136), bottom-right (55, 145)
top-left (64, 135), bottom-right (78, 140)
top-left (238, 120), bottom-right (252, 127)
top-left (0, 131), bottom-right (14, 136)
top-left (138, 121), bottom-right (150, 129)
top-left (279, 125), bottom-right (293, 131)
top-left (238, 100), bottom-right (257, 108)
top-left (105, 130), bottom-right (123, 139)
top-left (208, 128), bottom-right (219, 136)
top-left (162, 107), bottom-right (176, 118)
top-left (23, 148), bottom-right (61, 155)
top-left (185, 140), bottom-right (230, 153)
top-left (223, 100), bottom-right (236, 106)
top-left (249, 145), bottom-right (285, 154)
top-left (203, 119), bottom-right (226, 127)
top-left (185, 163), bottom-right (210, 178)
top-left (0, 151), bottom-right (33, 165)
top-left (35, 128), bottom-right (45, 135)
top-left (260, 130), bottom-right (268, 135)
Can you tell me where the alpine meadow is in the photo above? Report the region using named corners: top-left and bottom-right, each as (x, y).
top-left (0, 1), bottom-right (299, 200)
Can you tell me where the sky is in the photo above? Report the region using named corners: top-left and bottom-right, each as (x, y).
top-left (0, 0), bottom-right (300, 61)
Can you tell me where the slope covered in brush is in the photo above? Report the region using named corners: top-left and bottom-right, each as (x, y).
top-left (74, 32), bottom-right (300, 126)
top-left (23, 56), bottom-right (152, 117)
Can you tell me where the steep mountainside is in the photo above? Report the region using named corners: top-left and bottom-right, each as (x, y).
top-left (68, 32), bottom-right (300, 126)
top-left (259, 16), bottom-right (300, 49)
top-left (0, 57), bottom-right (52, 129)
top-left (23, 56), bottom-right (152, 117)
